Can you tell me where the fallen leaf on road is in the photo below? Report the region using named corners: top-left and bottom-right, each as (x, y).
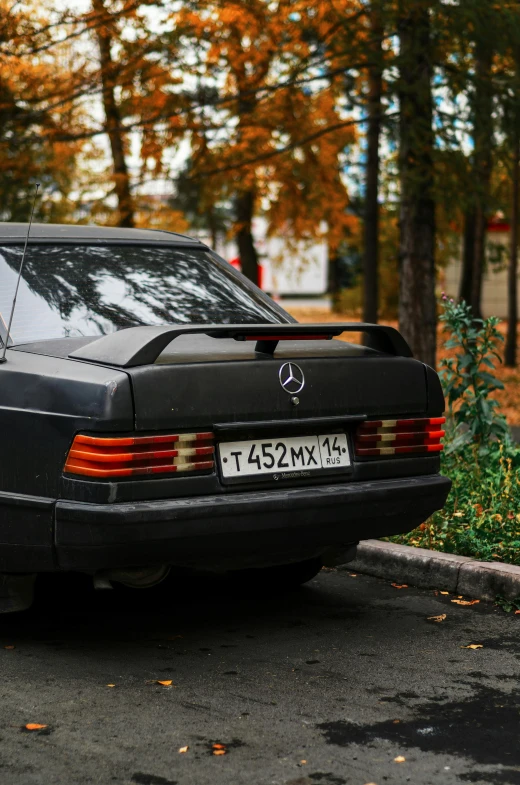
top-left (107, 684), bottom-right (116, 688)
top-left (394, 755), bottom-right (406, 763)
top-left (427, 614), bottom-right (446, 622)
top-left (349, 574), bottom-right (357, 577)
top-left (179, 746), bottom-right (189, 753)
top-left (391, 584), bottom-right (408, 589)
top-left (300, 760), bottom-right (307, 764)
top-left (451, 599), bottom-right (480, 606)
top-left (439, 591), bottom-right (449, 595)
top-left (25, 724), bottom-right (47, 731)
top-left (392, 719), bottom-right (400, 724)
top-left (156, 680), bottom-right (174, 687)
top-left (4, 645), bottom-right (15, 650)
top-left (461, 644), bottom-right (483, 649)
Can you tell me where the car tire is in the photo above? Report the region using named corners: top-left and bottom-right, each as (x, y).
top-left (233, 557), bottom-right (323, 590)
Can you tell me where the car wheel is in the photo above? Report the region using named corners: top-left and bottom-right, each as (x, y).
top-left (233, 557), bottom-right (323, 590)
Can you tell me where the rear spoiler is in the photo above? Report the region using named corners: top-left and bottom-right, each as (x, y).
top-left (69, 323), bottom-right (412, 367)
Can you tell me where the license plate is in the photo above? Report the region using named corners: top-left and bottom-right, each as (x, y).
top-left (218, 433), bottom-right (350, 479)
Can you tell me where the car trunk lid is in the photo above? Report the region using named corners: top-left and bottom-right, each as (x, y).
top-left (124, 336), bottom-right (428, 431)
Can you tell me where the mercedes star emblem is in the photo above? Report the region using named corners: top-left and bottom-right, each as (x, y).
top-left (279, 362), bottom-right (305, 394)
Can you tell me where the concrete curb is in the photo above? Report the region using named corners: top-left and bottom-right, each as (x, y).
top-left (345, 539), bottom-right (520, 601)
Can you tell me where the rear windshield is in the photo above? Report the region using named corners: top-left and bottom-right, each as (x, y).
top-left (0, 244), bottom-right (285, 345)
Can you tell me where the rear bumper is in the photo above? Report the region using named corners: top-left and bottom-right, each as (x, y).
top-left (53, 474), bottom-right (451, 571)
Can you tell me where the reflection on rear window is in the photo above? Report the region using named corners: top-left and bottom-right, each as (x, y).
top-left (0, 244), bottom-right (284, 344)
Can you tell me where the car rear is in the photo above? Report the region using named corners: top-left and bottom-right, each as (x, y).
top-left (54, 328), bottom-right (450, 574)
top-left (0, 227), bottom-right (451, 590)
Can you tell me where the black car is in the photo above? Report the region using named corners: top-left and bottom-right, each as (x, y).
top-left (0, 223), bottom-right (451, 611)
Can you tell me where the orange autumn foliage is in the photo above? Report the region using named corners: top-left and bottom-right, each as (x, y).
top-left (172, 0), bottom-right (359, 251)
top-left (0, 0), bottom-right (86, 220)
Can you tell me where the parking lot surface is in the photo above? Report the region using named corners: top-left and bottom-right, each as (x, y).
top-left (0, 568), bottom-right (518, 785)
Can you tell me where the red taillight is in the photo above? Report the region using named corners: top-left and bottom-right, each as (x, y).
top-left (64, 432), bottom-right (215, 478)
top-left (244, 335), bottom-right (331, 341)
top-left (355, 417), bottom-right (445, 457)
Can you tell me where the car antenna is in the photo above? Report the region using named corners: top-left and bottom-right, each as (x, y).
top-left (0, 182), bottom-right (40, 364)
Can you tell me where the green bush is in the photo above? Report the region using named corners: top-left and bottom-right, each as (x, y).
top-left (439, 297), bottom-right (509, 451)
top-left (391, 297), bottom-right (520, 565)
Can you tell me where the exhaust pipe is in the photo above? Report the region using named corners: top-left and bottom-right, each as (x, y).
top-left (93, 565), bottom-right (170, 590)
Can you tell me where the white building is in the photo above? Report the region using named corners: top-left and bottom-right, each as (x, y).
top-left (443, 219), bottom-right (512, 318)
top-left (206, 217), bottom-right (329, 297)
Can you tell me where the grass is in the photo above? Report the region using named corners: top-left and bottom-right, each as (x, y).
top-left (391, 442), bottom-right (520, 566)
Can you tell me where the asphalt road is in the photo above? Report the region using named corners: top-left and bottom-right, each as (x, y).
top-left (0, 568), bottom-right (519, 785)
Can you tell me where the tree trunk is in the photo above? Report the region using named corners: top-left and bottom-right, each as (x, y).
top-left (207, 205), bottom-right (217, 250)
top-left (469, 38), bottom-right (493, 318)
top-left (234, 84), bottom-right (259, 285)
top-left (362, 0), bottom-right (383, 324)
top-left (459, 210), bottom-right (475, 302)
top-left (327, 254), bottom-right (342, 312)
top-left (506, 133), bottom-right (520, 367)
top-left (92, 0), bottom-right (134, 228)
top-left (397, 0), bottom-right (436, 367)
top-left (235, 190), bottom-right (259, 284)
top-left (470, 205), bottom-right (487, 317)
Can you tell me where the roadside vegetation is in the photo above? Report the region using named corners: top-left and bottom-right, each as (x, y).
top-left (391, 298), bottom-right (520, 566)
